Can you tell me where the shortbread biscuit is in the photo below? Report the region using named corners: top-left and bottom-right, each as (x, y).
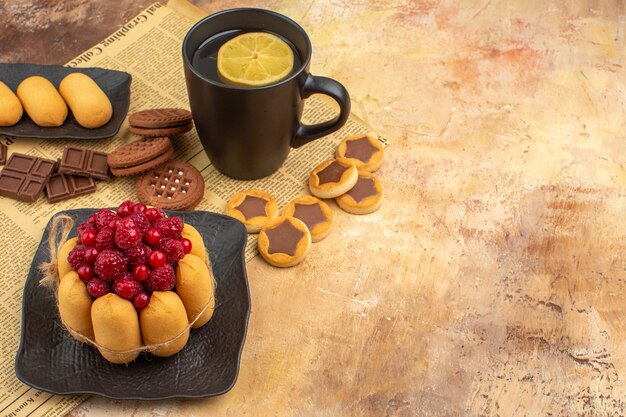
top-left (258, 216), bottom-right (311, 267)
top-left (59, 73), bottom-right (112, 128)
top-left (336, 170), bottom-right (384, 214)
top-left (283, 195), bottom-right (334, 242)
top-left (176, 254), bottom-right (215, 328)
top-left (17, 76), bottom-right (68, 127)
top-left (108, 137), bottom-right (174, 176)
top-left (336, 134), bottom-right (384, 172)
top-left (308, 157), bottom-right (358, 199)
top-left (58, 270), bottom-right (94, 342)
top-left (0, 81), bottom-right (23, 126)
top-left (227, 189), bottom-right (278, 233)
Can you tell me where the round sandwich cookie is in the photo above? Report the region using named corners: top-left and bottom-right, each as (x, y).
top-left (227, 189), bottom-right (278, 233)
top-left (308, 157), bottom-right (358, 199)
top-left (136, 160), bottom-right (204, 210)
top-left (128, 108), bottom-right (194, 137)
top-left (283, 195), bottom-right (334, 242)
top-left (336, 170), bottom-right (384, 214)
top-left (336, 134), bottom-right (384, 172)
top-left (108, 137), bottom-right (174, 176)
top-left (258, 216), bottom-right (312, 267)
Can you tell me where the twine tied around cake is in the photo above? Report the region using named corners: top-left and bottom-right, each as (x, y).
top-left (37, 213), bottom-right (217, 357)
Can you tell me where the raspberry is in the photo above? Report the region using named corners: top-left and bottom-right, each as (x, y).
top-left (113, 275), bottom-right (143, 300)
top-left (133, 292), bottom-right (150, 309)
top-left (180, 238), bottom-right (192, 254)
top-left (95, 227), bottom-right (116, 251)
top-left (87, 278), bottom-right (110, 298)
top-left (77, 264), bottom-right (94, 281)
top-left (144, 264), bottom-right (176, 292)
top-left (84, 247), bottom-right (99, 264)
top-left (159, 238), bottom-right (184, 264)
top-left (115, 218), bottom-right (142, 249)
top-left (94, 208), bottom-right (119, 231)
top-left (125, 244), bottom-right (151, 267)
top-left (154, 216), bottom-right (184, 239)
top-left (67, 245), bottom-right (86, 270)
top-left (148, 250), bottom-right (167, 268)
top-left (128, 212), bottom-right (150, 235)
top-left (116, 200), bottom-right (135, 218)
top-left (94, 249), bottom-right (127, 281)
top-left (88, 214), bottom-right (96, 224)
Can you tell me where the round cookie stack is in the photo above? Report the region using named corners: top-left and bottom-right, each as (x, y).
top-left (106, 108), bottom-right (205, 210)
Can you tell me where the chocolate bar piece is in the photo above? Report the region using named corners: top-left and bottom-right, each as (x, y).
top-left (58, 146), bottom-right (110, 180)
top-left (46, 172), bottom-right (97, 203)
top-left (0, 153), bottom-right (57, 202)
top-left (0, 144), bottom-right (6, 165)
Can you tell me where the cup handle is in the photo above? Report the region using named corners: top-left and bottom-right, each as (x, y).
top-left (292, 74), bottom-right (351, 148)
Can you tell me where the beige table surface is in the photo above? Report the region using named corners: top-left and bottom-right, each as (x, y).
top-left (2, 0), bottom-right (625, 416)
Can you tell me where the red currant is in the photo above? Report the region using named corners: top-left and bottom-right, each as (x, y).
top-left (144, 207), bottom-right (161, 223)
top-left (84, 247), bottom-right (99, 264)
top-left (116, 204), bottom-right (132, 218)
top-left (145, 227), bottom-right (162, 246)
top-left (180, 238), bottom-right (192, 254)
top-left (77, 264), bottom-right (94, 281)
top-left (133, 292), bottom-right (150, 309)
top-left (148, 250), bottom-right (167, 268)
top-left (133, 264), bottom-right (149, 281)
top-left (81, 229), bottom-right (96, 246)
top-left (133, 203), bottom-right (147, 213)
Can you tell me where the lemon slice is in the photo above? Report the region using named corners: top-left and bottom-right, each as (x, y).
top-left (217, 32), bottom-right (295, 87)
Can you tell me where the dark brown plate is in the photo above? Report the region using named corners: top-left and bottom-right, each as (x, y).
top-left (15, 208), bottom-right (250, 400)
top-left (0, 63), bottom-right (131, 140)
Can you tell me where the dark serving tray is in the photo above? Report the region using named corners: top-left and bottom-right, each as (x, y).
top-left (15, 208), bottom-right (250, 400)
top-left (0, 63), bottom-right (131, 140)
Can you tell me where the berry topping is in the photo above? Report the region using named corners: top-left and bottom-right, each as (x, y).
top-left (94, 249), bottom-right (128, 281)
top-left (67, 245), bottom-right (86, 270)
top-left (116, 200), bottom-right (134, 218)
top-left (88, 214), bottom-right (96, 224)
top-left (125, 244), bottom-right (151, 267)
top-left (113, 275), bottom-right (143, 300)
top-left (77, 222), bottom-right (96, 241)
top-left (128, 212), bottom-right (150, 235)
top-left (83, 247), bottom-right (99, 264)
top-left (81, 229), bottom-right (96, 247)
top-left (87, 278), bottom-right (110, 298)
top-left (115, 218), bottom-right (142, 249)
top-left (180, 238), bottom-right (192, 254)
top-left (108, 219), bottom-right (119, 230)
top-left (77, 264), bottom-right (94, 281)
top-left (154, 217), bottom-right (184, 239)
top-left (94, 208), bottom-right (119, 231)
top-left (145, 227), bottom-right (162, 246)
top-left (133, 264), bottom-right (150, 281)
top-left (133, 203), bottom-right (147, 213)
top-left (145, 264), bottom-right (176, 292)
top-left (95, 227), bottom-right (116, 251)
top-left (159, 238), bottom-right (185, 264)
top-left (133, 292), bottom-right (151, 309)
top-left (148, 250), bottom-right (167, 268)
top-left (144, 207), bottom-right (163, 223)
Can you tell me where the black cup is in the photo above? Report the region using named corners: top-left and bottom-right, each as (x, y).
top-left (182, 8), bottom-right (351, 180)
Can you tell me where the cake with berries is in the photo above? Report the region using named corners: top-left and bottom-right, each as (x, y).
top-left (55, 200), bottom-right (215, 364)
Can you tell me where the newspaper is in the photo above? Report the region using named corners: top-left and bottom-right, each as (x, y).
top-left (0, 1), bottom-right (387, 416)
